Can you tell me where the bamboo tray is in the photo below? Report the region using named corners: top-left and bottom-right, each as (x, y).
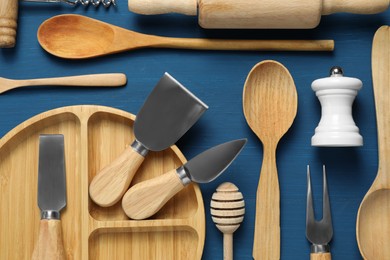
top-left (0, 105), bottom-right (205, 259)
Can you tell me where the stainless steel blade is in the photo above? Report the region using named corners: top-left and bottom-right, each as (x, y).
top-left (183, 139), bottom-right (246, 183)
top-left (38, 134), bottom-right (66, 219)
top-left (134, 73), bottom-right (208, 151)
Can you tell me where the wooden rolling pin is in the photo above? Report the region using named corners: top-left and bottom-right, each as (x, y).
top-left (0, 0), bottom-right (17, 47)
top-left (129, 0), bottom-right (390, 28)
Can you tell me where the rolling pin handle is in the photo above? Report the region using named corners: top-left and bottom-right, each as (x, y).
top-left (322, 0), bottom-right (389, 15)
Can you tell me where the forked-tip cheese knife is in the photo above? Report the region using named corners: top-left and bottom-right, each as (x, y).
top-left (89, 73), bottom-right (208, 207)
top-left (32, 134), bottom-right (66, 260)
top-left (122, 139), bottom-right (247, 220)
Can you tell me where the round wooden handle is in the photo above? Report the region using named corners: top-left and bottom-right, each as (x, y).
top-left (122, 169), bottom-right (185, 219)
top-left (310, 252), bottom-right (332, 260)
top-left (322, 0), bottom-right (389, 15)
top-left (128, 0), bottom-right (197, 15)
top-left (32, 219), bottom-right (66, 260)
top-left (0, 0), bottom-right (18, 48)
top-left (89, 145), bottom-right (145, 207)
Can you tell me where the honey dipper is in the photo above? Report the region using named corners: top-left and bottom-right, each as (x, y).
top-left (211, 182), bottom-right (245, 260)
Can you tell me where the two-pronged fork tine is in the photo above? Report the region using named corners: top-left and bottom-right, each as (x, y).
top-left (306, 165), bottom-right (333, 260)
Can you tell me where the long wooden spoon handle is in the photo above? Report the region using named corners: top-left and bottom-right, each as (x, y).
top-left (152, 38), bottom-right (334, 52)
top-left (310, 252), bottom-right (332, 260)
top-left (253, 145), bottom-right (280, 260)
top-left (89, 145), bottom-right (145, 207)
top-left (20, 73), bottom-right (127, 87)
top-left (372, 26), bottom-right (390, 185)
top-left (122, 169), bottom-right (185, 220)
top-left (32, 219), bottom-right (66, 260)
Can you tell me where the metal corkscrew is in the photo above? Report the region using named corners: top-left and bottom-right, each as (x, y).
top-left (23, 0), bottom-right (116, 8)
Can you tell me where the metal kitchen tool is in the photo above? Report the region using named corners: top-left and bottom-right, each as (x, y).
top-left (357, 25), bottom-right (390, 260)
top-left (211, 182), bottom-right (245, 260)
top-left (89, 73), bottom-right (208, 207)
top-left (37, 14), bottom-right (334, 59)
top-left (243, 60), bottom-right (298, 260)
top-left (122, 139), bottom-right (247, 220)
top-left (311, 66), bottom-right (363, 147)
top-left (0, 73), bottom-right (127, 94)
top-left (306, 165), bottom-right (333, 260)
top-left (32, 134), bottom-right (66, 260)
top-left (23, 0), bottom-right (116, 7)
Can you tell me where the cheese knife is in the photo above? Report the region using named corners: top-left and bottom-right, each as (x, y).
top-left (89, 73), bottom-right (208, 207)
top-left (32, 134), bottom-right (66, 260)
top-left (122, 139), bottom-right (246, 220)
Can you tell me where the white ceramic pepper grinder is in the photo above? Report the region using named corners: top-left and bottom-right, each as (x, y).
top-left (311, 66), bottom-right (363, 147)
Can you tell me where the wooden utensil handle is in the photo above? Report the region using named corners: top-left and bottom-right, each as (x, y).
top-left (153, 37), bottom-right (334, 52)
top-left (322, 0), bottom-right (389, 15)
top-left (0, 0), bottom-right (18, 48)
top-left (32, 219), bottom-right (66, 260)
top-left (24, 73), bottom-right (127, 87)
top-left (372, 26), bottom-right (390, 185)
top-left (122, 169), bottom-right (185, 219)
top-left (253, 145), bottom-right (280, 259)
top-left (310, 252), bottom-right (332, 260)
top-left (224, 233), bottom-right (233, 260)
top-left (89, 145), bottom-right (145, 207)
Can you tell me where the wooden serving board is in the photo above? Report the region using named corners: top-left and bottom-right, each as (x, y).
top-left (0, 105), bottom-right (205, 260)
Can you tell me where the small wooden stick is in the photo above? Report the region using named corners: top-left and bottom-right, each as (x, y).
top-left (211, 182), bottom-right (245, 260)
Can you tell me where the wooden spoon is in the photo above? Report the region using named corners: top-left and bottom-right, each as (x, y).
top-left (243, 60), bottom-right (297, 259)
top-left (0, 73), bottom-right (127, 94)
top-left (37, 14), bottom-right (334, 59)
top-left (356, 25), bottom-right (390, 260)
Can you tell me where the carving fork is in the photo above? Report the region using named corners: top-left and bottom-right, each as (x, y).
top-left (306, 165), bottom-right (333, 260)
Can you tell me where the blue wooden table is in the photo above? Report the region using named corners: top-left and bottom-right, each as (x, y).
top-left (1, 2), bottom-right (389, 259)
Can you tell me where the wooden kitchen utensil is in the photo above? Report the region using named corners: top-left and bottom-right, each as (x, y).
top-left (243, 60), bottom-right (298, 259)
top-left (211, 182), bottom-right (245, 260)
top-left (0, 73), bottom-right (127, 94)
top-left (356, 25), bottom-right (390, 260)
top-left (128, 0), bottom-right (389, 29)
top-left (0, 0), bottom-right (18, 47)
top-left (0, 105), bottom-right (205, 259)
top-left (37, 14), bottom-right (334, 59)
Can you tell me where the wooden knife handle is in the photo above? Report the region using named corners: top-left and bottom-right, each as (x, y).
top-left (310, 252), bottom-right (332, 260)
top-left (32, 219), bottom-right (66, 260)
top-left (89, 145), bottom-right (145, 207)
top-left (122, 169), bottom-right (185, 219)
top-left (322, 0), bottom-right (389, 15)
top-left (0, 0), bottom-right (18, 48)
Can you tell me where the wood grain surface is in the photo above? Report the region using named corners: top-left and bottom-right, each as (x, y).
top-left (1, 2), bottom-right (390, 259)
top-left (0, 106), bottom-right (205, 260)
top-left (0, 0), bottom-right (18, 47)
top-left (356, 25), bottom-right (390, 260)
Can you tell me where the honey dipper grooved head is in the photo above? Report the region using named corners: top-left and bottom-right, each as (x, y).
top-left (211, 182), bottom-right (245, 234)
